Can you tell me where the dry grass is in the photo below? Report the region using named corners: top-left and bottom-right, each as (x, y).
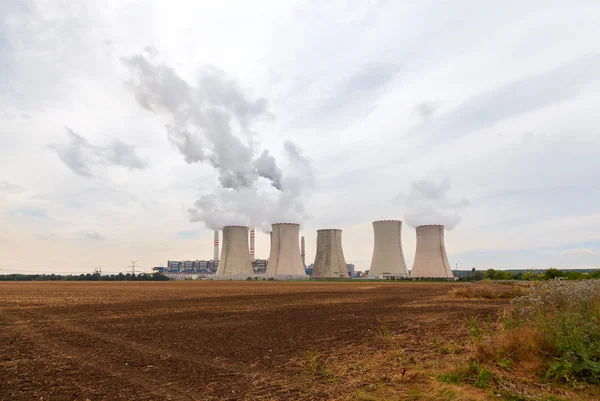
top-left (474, 326), bottom-right (544, 371)
top-left (448, 285), bottom-right (529, 299)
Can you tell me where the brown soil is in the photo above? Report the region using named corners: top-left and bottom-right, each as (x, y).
top-left (0, 281), bottom-right (563, 400)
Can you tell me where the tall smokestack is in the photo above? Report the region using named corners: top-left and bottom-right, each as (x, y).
top-left (301, 236), bottom-right (306, 267)
top-left (312, 229), bottom-right (347, 278)
top-left (250, 228), bottom-right (255, 261)
top-left (213, 230), bottom-right (219, 261)
top-left (410, 225), bottom-right (453, 278)
top-left (266, 223), bottom-right (306, 276)
top-left (369, 220), bottom-right (408, 277)
top-left (216, 226), bottom-right (253, 276)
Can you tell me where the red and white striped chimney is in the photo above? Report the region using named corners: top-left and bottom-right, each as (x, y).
top-left (213, 230), bottom-right (219, 261)
top-left (250, 228), bottom-right (255, 261)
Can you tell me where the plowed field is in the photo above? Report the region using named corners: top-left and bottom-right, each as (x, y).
top-left (0, 281), bottom-right (509, 400)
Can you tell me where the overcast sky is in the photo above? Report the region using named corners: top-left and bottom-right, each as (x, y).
top-left (2, 0), bottom-right (600, 274)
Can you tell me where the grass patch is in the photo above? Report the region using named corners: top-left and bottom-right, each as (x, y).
top-left (303, 350), bottom-right (334, 381)
top-left (437, 360), bottom-right (494, 389)
top-left (432, 337), bottom-right (463, 355)
top-left (473, 280), bottom-right (600, 386)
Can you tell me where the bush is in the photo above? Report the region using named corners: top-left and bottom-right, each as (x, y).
top-left (477, 280), bottom-right (600, 385)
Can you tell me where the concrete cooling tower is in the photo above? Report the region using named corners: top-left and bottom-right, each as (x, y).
top-left (216, 226), bottom-right (254, 276)
top-left (312, 229), bottom-right (348, 278)
top-left (410, 225), bottom-right (453, 278)
top-left (369, 220), bottom-right (408, 277)
top-left (265, 223), bottom-right (306, 276)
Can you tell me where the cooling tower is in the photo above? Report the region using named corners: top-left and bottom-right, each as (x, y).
top-left (410, 225), bottom-right (453, 278)
top-left (250, 228), bottom-right (255, 261)
top-left (301, 236), bottom-right (306, 267)
top-left (213, 230), bottom-right (219, 261)
top-left (312, 229), bottom-right (347, 278)
top-left (369, 220), bottom-right (408, 277)
top-left (216, 226), bottom-right (253, 276)
top-left (265, 223), bottom-right (306, 276)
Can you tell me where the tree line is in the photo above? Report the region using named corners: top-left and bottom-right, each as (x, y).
top-left (461, 268), bottom-right (600, 281)
top-left (0, 272), bottom-right (170, 281)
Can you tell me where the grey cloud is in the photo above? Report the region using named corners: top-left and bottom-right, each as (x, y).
top-left (307, 62), bottom-right (400, 126)
top-left (143, 45), bottom-right (158, 58)
top-left (418, 54), bottom-right (600, 144)
top-left (49, 128), bottom-right (95, 177)
top-left (76, 231), bottom-right (105, 241)
top-left (0, 181), bottom-right (25, 194)
top-left (36, 233), bottom-right (59, 241)
top-left (49, 127), bottom-right (148, 177)
top-left (342, 62), bottom-right (399, 95)
top-left (104, 140), bottom-right (148, 170)
top-left (0, 111), bottom-right (31, 120)
top-left (415, 101), bottom-right (438, 120)
top-left (404, 178), bottom-right (468, 230)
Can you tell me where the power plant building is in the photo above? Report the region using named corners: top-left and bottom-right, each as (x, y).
top-left (312, 229), bottom-right (347, 278)
top-left (369, 220), bottom-right (409, 277)
top-left (266, 223), bottom-right (306, 276)
top-left (410, 225), bottom-right (454, 278)
top-left (216, 226), bottom-right (254, 276)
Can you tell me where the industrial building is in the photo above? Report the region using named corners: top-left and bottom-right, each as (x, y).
top-left (368, 220), bottom-right (409, 278)
top-left (312, 229), bottom-right (347, 278)
top-left (166, 260), bottom-right (217, 273)
top-left (253, 259), bottom-right (267, 274)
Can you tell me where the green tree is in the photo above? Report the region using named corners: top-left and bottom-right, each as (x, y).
top-left (566, 271), bottom-right (585, 280)
top-left (543, 268), bottom-right (565, 280)
top-left (484, 269), bottom-right (496, 280)
top-left (493, 270), bottom-right (506, 280)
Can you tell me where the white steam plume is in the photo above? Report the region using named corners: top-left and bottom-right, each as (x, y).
top-left (187, 140), bottom-right (313, 232)
top-left (404, 179), bottom-right (468, 230)
top-left (122, 54), bottom-right (279, 190)
top-left (123, 52), bottom-right (313, 230)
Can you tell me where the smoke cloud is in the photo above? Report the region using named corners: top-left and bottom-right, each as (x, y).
top-left (404, 179), bottom-right (468, 230)
top-left (187, 140), bottom-right (313, 231)
top-left (50, 127), bottom-right (147, 177)
top-left (123, 53), bottom-right (314, 230)
top-left (0, 181), bottom-right (25, 194)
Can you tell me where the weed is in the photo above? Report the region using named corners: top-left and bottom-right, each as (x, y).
top-left (468, 316), bottom-right (482, 341)
top-left (304, 350), bottom-right (334, 381)
top-left (475, 367), bottom-right (492, 389)
top-left (438, 340), bottom-right (462, 355)
top-left (495, 389), bottom-right (527, 401)
top-left (497, 358), bottom-right (513, 369)
top-left (348, 363), bottom-right (368, 372)
top-left (377, 321), bottom-right (393, 338)
top-left (407, 389), bottom-right (422, 400)
top-left (438, 361), bottom-right (494, 389)
top-left (437, 387), bottom-right (456, 400)
top-left (354, 390), bottom-right (379, 401)
top-left (495, 391), bottom-right (570, 401)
